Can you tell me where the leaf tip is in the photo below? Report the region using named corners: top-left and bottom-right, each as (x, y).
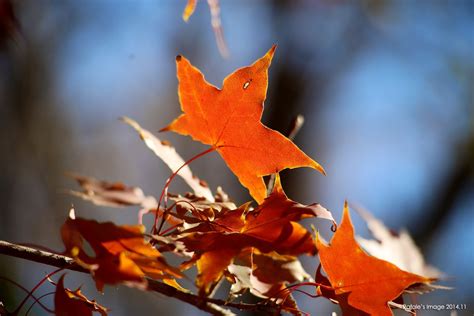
top-left (119, 116), bottom-right (133, 126)
top-left (319, 164), bottom-right (327, 176)
top-left (68, 207), bottom-right (76, 219)
top-left (159, 125), bottom-right (170, 133)
top-left (269, 44), bottom-right (277, 56)
top-left (309, 160), bottom-right (326, 176)
top-left (341, 200), bottom-right (353, 229)
top-left (314, 229), bottom-right (327, 250)
top-left (264, 45), bottom-right (277, 62)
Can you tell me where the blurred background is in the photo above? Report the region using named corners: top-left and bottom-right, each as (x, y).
top-left (0, 0), bottom-right (472, 315)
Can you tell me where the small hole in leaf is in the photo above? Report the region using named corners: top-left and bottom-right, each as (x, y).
top-left (243, 79), bottom-right (252, 90)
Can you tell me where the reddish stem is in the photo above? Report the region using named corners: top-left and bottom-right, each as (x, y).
top-left (285, 281), bottom-right (333, 291)
top-left (291, 288), bottom-right (321, 298)
top-left (12, 267), bottom-right (63, 315)
top-left (267, 281), bottom-right (333, 303)
top-left (0, 276), bottom-right (54, 313)
top-left (25, 292), bottom-right (55, 315)
top-left (160, 223), bottom-right (181, 236)
top-left (152, 146), bottom-right (216, 235)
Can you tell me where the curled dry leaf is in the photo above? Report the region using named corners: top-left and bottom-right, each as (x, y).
top-left (67, 173), bottom-right (158, 210)
top-left (228, 249), bottom-right (310, 299)
top-left (143, 188), bottom-right (237, 231)
top-left (354, 205), bottom-right (441, 278)
top-left (165, 186), bottom-right (236, 228)
top-left (316, 202), bottom-right (435, 316)
top-left (228, 252), bottom-right (306, 316)
top-left (170, 191), bottom-right (236, 212)
top-left (55, 274), bottom-right (108, 316)
top-left (121, 116), bottom-right (214, 202)
top-left (61, 209), bottom-right (182, 291)
top-left (178, 174), bottom-right (334, 294)
top-left (162, 46), bottom-right (324, 203)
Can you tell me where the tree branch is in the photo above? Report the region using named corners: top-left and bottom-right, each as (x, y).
top-left (0, 240), bottom-right (279, 315)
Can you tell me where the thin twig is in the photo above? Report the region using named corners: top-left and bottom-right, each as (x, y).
top-left (0, 276), bottom-right (54, 313)
top-left (0, 240), bottom-right (279, 315)
top-left (154, 147), bottom-right (216, 235)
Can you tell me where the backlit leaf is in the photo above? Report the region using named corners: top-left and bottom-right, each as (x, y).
top-left (163, 47), bottom-right (324, 203)
top-left (61, 210), bottom-right (182, 291)
top-left (316, 202), bottom-right (435, 315)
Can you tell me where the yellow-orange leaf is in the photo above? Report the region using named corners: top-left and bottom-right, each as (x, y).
top-left (162, 46), bottom-right (324, 203)
top-left (316, 202), bottom-right (434, 315)
top-left (61, 212), bottom-right (182, 291)
top-left (182, 0), bottom-right (197, 22)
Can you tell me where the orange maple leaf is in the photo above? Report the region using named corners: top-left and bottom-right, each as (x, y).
top-left (316, 202), bottom-right (435, 315)
top-left (162, 46), bottom-right (324, 203)
top-left (61, 211), bottom-right (182, 291)
top-left (54, 274), bottom-right (108, 316)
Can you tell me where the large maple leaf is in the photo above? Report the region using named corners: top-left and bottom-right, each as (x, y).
top-left (316, 202), bottom-right (434, 315)
top-left (162, 46), bottom-right (324, 203)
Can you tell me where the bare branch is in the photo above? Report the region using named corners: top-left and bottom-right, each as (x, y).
top-left (0, 240), bottom-right (279, 315)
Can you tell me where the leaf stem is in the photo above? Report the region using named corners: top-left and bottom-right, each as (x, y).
top-left (11, 267), bottom-right (63, 315)
top-left (0, 240), bottom-right (279, 315)
top-left (153, 146), bottom-right (216, 235)
top-left (25, 292), bottom-right (55, 315)
top-left (0, 276), bottom-right (54, 313)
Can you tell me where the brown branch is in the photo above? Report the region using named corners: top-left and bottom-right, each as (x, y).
top-left (0, 240), bottom-right (279, 315)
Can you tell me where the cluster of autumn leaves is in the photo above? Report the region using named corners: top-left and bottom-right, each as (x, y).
top-left (47, 46), bottom-right (446, 315)
top-left (0, 1), bottom-right (446, 315)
